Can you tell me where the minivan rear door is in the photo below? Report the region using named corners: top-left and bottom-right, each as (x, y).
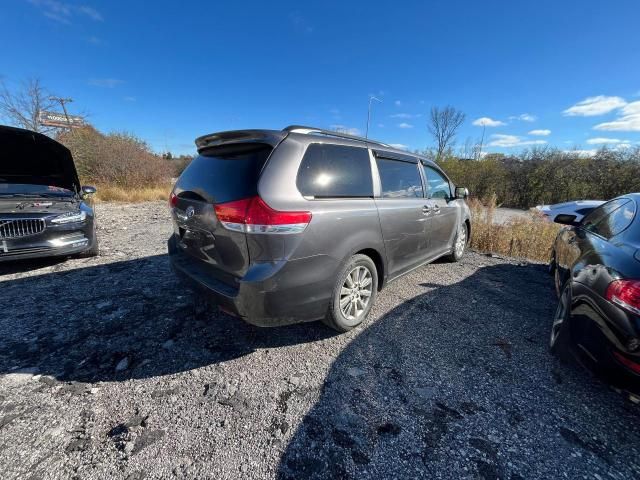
top-left (374, 153), bottom-right (431, 278)
top-left (171, 141), bottom-right (277, 282)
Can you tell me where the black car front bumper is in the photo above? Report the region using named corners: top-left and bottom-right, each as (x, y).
top-left (0, 222), bottom-right (95, 262)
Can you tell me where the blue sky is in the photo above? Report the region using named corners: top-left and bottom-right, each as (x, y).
top-left (1, 0), bottom-right (639, 155)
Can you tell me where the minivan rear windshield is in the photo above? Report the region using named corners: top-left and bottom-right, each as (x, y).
top-left (176, 143), bottom-right (273, 204)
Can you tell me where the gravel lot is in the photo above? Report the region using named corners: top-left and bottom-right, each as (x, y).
top-left (1, 201), bottom-right (639, 480)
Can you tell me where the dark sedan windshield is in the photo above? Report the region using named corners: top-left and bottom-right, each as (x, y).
top-left (0, 183), bottom-right (74, 197)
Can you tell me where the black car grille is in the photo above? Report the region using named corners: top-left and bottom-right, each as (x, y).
top-left (0, 218), bottom-right (46, 239)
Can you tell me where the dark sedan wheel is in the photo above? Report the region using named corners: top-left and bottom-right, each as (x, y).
top-left (550, 283), bottom-right (572, 358)
top-left (324, 254), bottom-right (378, 332)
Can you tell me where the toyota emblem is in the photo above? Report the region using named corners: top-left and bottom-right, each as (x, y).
top-left (186, 206), bottom-right (195, 218)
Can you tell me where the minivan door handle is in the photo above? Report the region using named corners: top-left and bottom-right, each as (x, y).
top-left (422, 205), bottom-right (431, 215)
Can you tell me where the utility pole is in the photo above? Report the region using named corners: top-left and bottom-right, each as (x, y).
top-left (477, 124), bottom-right (486, 160)
top-left (49, 96), bottom-right (73, 131)
top-left (366, 96), bottom-right (382, 139)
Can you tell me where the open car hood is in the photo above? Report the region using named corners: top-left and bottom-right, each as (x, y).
top-left (0, 125), bottom-right (81, 193)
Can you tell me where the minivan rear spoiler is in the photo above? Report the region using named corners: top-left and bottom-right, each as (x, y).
top-left (195, 129), bottom-right (287, 152)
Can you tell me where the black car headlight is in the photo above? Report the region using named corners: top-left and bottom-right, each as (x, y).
top-left (51, 211), bottom-right (87, 224)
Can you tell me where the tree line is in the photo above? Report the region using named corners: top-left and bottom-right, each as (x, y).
top-left (436, 147), bottom-right (640, 208)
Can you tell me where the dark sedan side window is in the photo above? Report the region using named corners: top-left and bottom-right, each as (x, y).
top-left (594, 200), bottom-right (636, 239)
top-left (582, 199), bottom-right (634, 239)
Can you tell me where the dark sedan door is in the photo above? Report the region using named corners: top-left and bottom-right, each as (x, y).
top-left (422, 164), bottom-right (458, 255)
top-left (374, 156), bottom-right (430, 278)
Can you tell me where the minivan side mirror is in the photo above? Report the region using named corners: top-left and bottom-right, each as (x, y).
top-left (81, 185), bottom-right (97, 196)
top-left (554, 213), bottom-right (580, 226)
top-left (454, 187), bottom-right (469, 199)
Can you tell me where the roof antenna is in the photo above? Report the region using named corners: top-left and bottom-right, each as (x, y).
top-left (366, 96), bottom-right (382, 139)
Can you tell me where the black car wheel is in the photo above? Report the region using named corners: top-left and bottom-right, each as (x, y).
top-left (548, 250), bottom-right (556, 276)
top-left (324, 254), bottom-right (378, 332)
top-left (550, 283), bottom-right (572, 358)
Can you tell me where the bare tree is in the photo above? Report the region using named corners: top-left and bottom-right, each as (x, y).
top-left (427, 106), bottom-right (466, 160)
top-left (0, 78), bottom-right (57, 132)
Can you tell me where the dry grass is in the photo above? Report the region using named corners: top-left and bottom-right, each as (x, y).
top-left (93, 184), bottom-right (170, 203)
top-left (469, 195), bottom-right (560, 262)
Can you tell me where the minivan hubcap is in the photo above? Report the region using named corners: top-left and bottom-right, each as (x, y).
top-left (340, 266), bottom-right (372, 320)
top-left (455, 226), bottom-right (466, 257)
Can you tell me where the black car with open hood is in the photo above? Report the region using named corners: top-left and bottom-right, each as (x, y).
top-left (0, 125), bottom-right (98, 261)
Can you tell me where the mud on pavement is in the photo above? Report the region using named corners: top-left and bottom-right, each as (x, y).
top-left (1, 201), bottom-right (639, 479)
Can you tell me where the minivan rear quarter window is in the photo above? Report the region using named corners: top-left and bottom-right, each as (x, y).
top-left (296, 144), bottom-right (373, 198)
top-left (177, 143), bottom-right (272, 204)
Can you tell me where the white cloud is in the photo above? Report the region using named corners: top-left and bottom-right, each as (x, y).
top-left (123, 96), bottom-right (136, 102)
top-left (621, 101), bottom-right (640, 115)
top-left (390, 113), bottom-right (422, 119)
top-left (377, 123), bottom-right (385, 128)
top-left (89, 78), bottom-right (124, 88)
top-left (563, 95), bottom-right (627, 116)
top-left (509, 113), bottom-right (537, 122)
top-left (389, 143), bottom-right (408, 150)
top-left (528, 129), bottom-right (551, 136)
top-left (397, 122), bottom-right (413, 129)
top-left (564, 149), bottom-right (598, 157)
top-left (394, 100), bottom-right (402, 107)
top-left (472, 117), bottom-right (505, 127)
top-left (593, 117), bottom-right (640, 131)
top-left (590, 100), bottom-right (640, 132)
top-left (487, 134), bottom-right (547, 148)
top-left (77, 5), bottom-right (103, 21)
top-left (28, 0), bottom-right (103, 23)
top-left (586, 137), bottom-right (622, 145)
top-left (330, 125), bottom-right (361, 136)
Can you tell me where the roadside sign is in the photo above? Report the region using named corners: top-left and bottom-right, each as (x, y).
top-left (38, 110), bottom-right (85, 128)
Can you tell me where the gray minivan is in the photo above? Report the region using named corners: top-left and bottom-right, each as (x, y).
top-left (168, 126), bottom-right (470, 332)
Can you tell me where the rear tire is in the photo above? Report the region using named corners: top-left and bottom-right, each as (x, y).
top-left (550, 283), bottom-right (572, 359)
top-left (323, 254), bottom-right (378, 332)
top-left (548, 250), bottom-right (556, 276)
top-left (444, 222), bottom-right (467, 263)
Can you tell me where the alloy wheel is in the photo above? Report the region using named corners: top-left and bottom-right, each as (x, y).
top-left (339, 266), bottom-right (373, 321)
top-left (455, 225), bottom-right (466, 257)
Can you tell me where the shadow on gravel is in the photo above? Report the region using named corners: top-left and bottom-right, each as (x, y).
top-left (277, 262), bottom-right (640, 479)
top-left (0, 254), bottom-right (336, 382)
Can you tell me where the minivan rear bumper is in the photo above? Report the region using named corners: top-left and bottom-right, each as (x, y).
top-left (168, 234), bottom-right (336, 327)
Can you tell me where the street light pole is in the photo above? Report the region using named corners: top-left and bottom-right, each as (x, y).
top-left (49, 96), bottom-right (73, 130)
top-left (366, 96), bottom-right (382, 139)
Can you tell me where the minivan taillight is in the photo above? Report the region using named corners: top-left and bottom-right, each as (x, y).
top-left (606, 280), bottom-right (640, 315)
top-left (169, 192), bottom-right (178, 208)
top-left (214, 196), bottom-right (312, 234)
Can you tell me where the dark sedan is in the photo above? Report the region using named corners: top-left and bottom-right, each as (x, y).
top-left (550, 194), bottom-right (640, 399)
top-left (0, 125), bottom-right (98, 262)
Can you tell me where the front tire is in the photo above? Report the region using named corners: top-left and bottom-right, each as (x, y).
top-left (444, 222), bottom-right (467, 262)
top-left (550, 283), bottom-right (572, 359)
top-left (323, 254), bottom-right (378, 332)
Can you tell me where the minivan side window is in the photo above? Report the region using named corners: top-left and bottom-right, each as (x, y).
top-left (424, 166), bottom-right (451, 199)
top-left (296, 144), bottom-right (373, 198)
top-left (376, 158), bottom-right (424, 198)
